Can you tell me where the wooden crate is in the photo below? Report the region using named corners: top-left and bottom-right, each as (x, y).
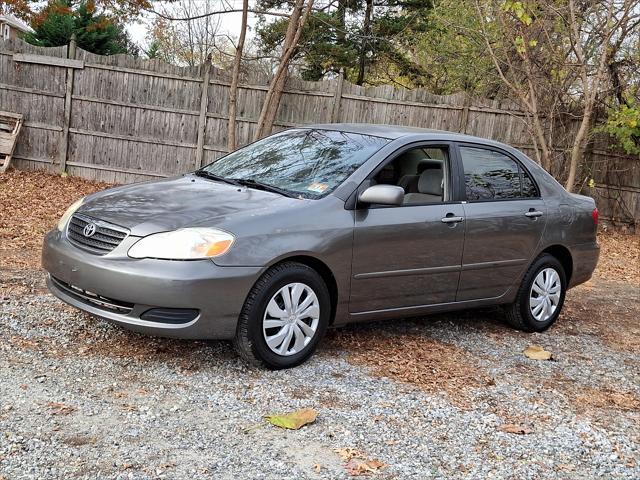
top-left (0, 111), bottom-right (24, 173)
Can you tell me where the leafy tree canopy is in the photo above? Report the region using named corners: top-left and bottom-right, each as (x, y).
top-left (256, 0), bottom-right (434, 85)
top-left (22, 0), bottom-right (138, 56)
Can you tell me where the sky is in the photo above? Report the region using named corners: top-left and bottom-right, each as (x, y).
top-left (125, 0), bottom-right (259, 50)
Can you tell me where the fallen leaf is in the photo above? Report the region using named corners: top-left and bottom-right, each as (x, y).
top-left (344, 458), bottom-right (387, 476)
top-left (46, 401), bottom-right (76, 416)
top-left (265, 408), bottom-right (317, 430)
top-left (523, 345), bottom-right (553, 360)
top-left (499, 424), bottom-right (533, 435)
top-left (335, 447), bottom-right (364, 461)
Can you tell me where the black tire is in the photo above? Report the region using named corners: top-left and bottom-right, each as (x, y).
top-left (504, 253), bottom-right (567, 332)
top-left (233, 261), bottom-right (331, 369)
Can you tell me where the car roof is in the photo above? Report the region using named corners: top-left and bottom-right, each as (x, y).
top-left (304, 123), bottom-right (514, 150)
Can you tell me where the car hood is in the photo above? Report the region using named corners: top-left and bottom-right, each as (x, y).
top-left (76, 175), bottom-right (299, 236)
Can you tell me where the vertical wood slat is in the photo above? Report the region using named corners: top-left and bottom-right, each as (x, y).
top-left (59, 34), bottom-right (76, 173)
top-left (196, 59), bottom-right (211, 168)
top-left (331, 71), bottom-right (344, 123)
top-left (458, 93), bottom-right (470, 134)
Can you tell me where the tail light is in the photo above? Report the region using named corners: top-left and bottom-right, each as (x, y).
top-left (592, 207), bottom-right (599, 225)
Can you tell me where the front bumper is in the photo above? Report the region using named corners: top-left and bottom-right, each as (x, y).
top-left (42, 230), bottom-right (263, 339)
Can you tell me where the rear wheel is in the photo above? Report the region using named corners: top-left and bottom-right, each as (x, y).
top-left (504, 253), bottom-right (566, 332)
top-left (234, 262), bottom-right (330, 369)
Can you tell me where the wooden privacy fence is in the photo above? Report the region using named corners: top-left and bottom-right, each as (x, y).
top-left (0, 37), bottom-right (638, 227)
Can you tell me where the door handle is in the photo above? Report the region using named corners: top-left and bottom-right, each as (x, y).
top-left (524, 210), bottom-right (544, 218)
top-left (441, 215), bottom-right (464, 224)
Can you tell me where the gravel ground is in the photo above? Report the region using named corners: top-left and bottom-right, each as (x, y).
top-left (1, 266), bottom-right (638, 479)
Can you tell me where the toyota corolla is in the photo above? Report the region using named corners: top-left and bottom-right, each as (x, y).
top-left (42, 124), bottom-right (600, 368)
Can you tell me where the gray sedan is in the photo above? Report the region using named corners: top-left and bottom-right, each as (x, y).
top-left (43, 124), bottom-right (600, 368)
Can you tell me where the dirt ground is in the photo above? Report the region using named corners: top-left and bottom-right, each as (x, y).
top-left (1, 168), bottom-right (639, 479)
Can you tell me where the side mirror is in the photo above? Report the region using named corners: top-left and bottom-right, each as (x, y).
top-left (358, 184), bottom-right (404, 206)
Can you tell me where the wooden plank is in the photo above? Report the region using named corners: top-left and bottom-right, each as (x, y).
top-left (12, 154), bottom-right (54, 164)
top-left (69, 127), bottom-right (197, 149)
top-left (0, 111), bottom-right (23, 171)
top-left (331, 71), bottom-right (344, 123)
top-left (23, 122), bottom-right (63, 132)
top-left (85, 62), bottom-right (203, 83)
top-left (13, 53), bottom-right (84, 69)
top-left (202, 145), bottom-right (230, 153)
top-left (206, 111), bottom-right (300, 128)
top-left (59, 35), bottom-right (76, 173)
top-left (0, 83), bottom-right (66, 98)
top-left (66, 160), bottom-right (168, 177)
top-left (72, 95), bottom-right (200, 117)
top-left (196, 61), bottom-right (211, 168)
top-left (83, 63), bottom-right (334, 98)
top-left (341, 93), bottom-right (464, 111)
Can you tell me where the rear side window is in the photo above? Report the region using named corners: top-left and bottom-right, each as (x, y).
top-left (521, 169), bottom-right (538, 197)
top-left (460, 146), bottom-right (538, 201)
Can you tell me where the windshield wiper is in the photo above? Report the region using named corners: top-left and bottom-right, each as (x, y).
top-left (232, 178), bottom-right (298, 198)
top-left (194, 170), bottom-right (242, 187)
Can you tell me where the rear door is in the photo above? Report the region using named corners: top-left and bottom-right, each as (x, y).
top-left (455, 144), bottom-right (547, 301)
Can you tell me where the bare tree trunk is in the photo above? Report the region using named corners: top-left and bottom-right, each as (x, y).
top-left (254, 0), bottom-right (314, 140)
top-left (336, 0), bottom-right (346, 43)
top-left (356, 0), bottom-right (373, 86)
top-left (564, 0), bottom-right (620, 192)
top-left (474, 0), bottom-right (551, 169)
top-left (227, 0), bottom-right (249, 152)
top-left (565, 104), bottom-right (593, 192)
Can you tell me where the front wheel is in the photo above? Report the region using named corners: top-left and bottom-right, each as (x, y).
top-left (504, 253), bottom-right (567, 332)
top-left (234, 262), bottom-right (330, 369)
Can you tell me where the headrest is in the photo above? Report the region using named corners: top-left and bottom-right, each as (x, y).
top-left (417, 160), bottom-right (442, 174)
top-left (418, 169), bottom-right (443, 195)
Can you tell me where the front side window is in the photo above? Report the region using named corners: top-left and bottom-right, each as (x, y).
top-left (202, 129), bottom-right (389, 199)
top-left (460, 146), bottom-right (536, 201)
top-left (372, 146), bottom-right (450, 205)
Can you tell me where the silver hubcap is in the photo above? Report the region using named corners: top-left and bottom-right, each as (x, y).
top-left (529, 267), bottom-right (561, 322)
top-left (262, 282), bottom-right (320, 356)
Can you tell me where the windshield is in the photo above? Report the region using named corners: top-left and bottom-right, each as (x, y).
top-left (200, 129), bottom-right (390, 199)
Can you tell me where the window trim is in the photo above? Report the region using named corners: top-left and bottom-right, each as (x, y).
top-left (454, 141), bottom-right (541, 203)
top-left (350, 141), bottom-right (462, 210)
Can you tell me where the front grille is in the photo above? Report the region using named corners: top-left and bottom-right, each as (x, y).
top-left (51, 276), bottom-right (134, 314)
top-left (67, 214), bottom-right (128, 255)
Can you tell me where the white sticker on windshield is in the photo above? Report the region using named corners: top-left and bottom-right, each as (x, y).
top-left (307, 182), bottom-right (329, 193)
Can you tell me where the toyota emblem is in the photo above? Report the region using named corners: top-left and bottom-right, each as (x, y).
top-left (83, 223), bottom-right (97, 237)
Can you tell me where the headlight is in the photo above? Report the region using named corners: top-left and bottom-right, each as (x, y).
top-left (57, 197), bottom-right (85, 231)
top-left (128, 228), bottom-right (235, 260)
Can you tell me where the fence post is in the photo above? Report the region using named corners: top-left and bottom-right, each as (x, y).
top-left (330, 70), bottom-right (344, 123)
top-left (195, 56), bottom-right (211, 168)
top-left (59, 33), bottom-right (76, 173)
top-left (458, 93), bottom-right (470, 134)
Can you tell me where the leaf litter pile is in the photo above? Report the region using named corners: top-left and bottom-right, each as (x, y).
top-left (0, 169), bottom-right (110, 270)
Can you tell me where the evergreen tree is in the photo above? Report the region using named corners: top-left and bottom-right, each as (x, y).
top-left (256, 0), bottom-right (433, 85)
top-left (23, 0), bottom-right (137, 56)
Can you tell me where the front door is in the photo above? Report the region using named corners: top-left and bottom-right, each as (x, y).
top-left (455, 144), bottom-right (547, 301)
top-left (349, 144), bottom-right (465, 313)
